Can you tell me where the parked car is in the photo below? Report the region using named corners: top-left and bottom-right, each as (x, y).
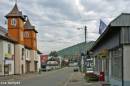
top-left (41, 68), bottom-right (46, 71)
top-left (73, 67), bottom-right (79, 72)
top-left (41, 64), bottom-right (47, 71)
top-left (46, 66), bottom-right (51, 71)
top-left (69, 62), bottom-right (78, 67)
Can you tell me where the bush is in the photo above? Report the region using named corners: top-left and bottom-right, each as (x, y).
top-left (84, 73), bottom-right (99, 82)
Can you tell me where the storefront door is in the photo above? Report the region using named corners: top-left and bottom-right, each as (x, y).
top-left (4, 64), bottom-right (9, 75)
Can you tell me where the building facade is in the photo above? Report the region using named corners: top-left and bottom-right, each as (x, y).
top-left (0, 3), bottom-right (39, 75)
top-left (0, 26), bottom-right (16, 75)
top-left (90, 13), bottom-right (130, 86)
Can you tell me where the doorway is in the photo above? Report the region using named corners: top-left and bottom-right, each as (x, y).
top-left (4, 64), bottom-right (9, 75)
top-left (21, 64), bottom-right (24, 74)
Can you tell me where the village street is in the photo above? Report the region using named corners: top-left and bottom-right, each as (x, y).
top-left (1, 1), bottom-right (130, 86)
top-left (21, 67), bottom-right (73, 86)
top-left (0, 67), bottom-right (101, 86)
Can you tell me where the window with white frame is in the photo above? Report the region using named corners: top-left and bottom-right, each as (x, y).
top-left (8, 44), bottom-right (11, 54)
top-left (26, 50), bottom-right (29, 58)
top-left (22, 48), bottom-right (25, 60)
top-left (25, 49), bottom-right (27, 59)
top-left (26, 50), bottom-right (28, 58)
top-left (11, 18), bottom-right (16, 26)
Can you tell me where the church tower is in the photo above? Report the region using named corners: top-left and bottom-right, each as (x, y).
top-left (5, 3), bottom-right (25, 44)
top-left (24, 18), bottom-right (38, 50)
top-left (24, 18), bottom-right (38, 72)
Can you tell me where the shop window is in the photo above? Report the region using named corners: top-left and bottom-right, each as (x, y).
top-left (98, 59), bottom-right (102, 72)
top-left (0, 64), bottom-right (2, 72)
top-left (95, 58), bottom-right (98, 71)
top-left (111, 47), bottom-right (122, 80)
top-left (9, 64), bottom-right (11, 72)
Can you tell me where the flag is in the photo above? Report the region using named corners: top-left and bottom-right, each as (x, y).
top-left (99, 19), bottom-right (107, 34)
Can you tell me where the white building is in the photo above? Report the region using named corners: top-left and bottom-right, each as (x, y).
top-left (0, 26), bottom-right (16, 75)
top-left (37, 50), bottom-right (42, 72)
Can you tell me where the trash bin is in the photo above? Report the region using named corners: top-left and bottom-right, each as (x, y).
top-left (99, 72), bottom-right (105, 81)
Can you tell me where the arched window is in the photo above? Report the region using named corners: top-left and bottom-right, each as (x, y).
top-left (11, 18), bottom-right (16, 26)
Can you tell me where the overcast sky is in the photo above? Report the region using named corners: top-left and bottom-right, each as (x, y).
top-left (0, 0), bottom-right (130, 54)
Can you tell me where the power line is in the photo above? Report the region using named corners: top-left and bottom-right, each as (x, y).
top-left (35, 16), bottom-right (115, 27)
top-left (38, 39), bottom-right (72, 43)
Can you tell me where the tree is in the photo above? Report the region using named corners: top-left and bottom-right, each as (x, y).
top-left (49, 51), bottom-right (59, 62)
top-left (49, 51), bottom-right (58, 57)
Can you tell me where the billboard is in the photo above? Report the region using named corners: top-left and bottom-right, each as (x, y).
top-left (40, 55), bottom-right (48, 64)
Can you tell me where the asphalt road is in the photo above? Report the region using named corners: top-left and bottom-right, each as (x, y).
top-left (0, 67), bottom-right (101, 86)
top-left (20, 67), bottom-right (73, 86)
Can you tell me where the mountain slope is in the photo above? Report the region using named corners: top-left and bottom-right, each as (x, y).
top-left (58, 41), bottom-right (95, 57)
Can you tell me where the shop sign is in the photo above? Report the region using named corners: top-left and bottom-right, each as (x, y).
top-left (5, 60), bottom-right (13, 64)
top-left (98, 49), bottom-right (108, 59)
top-left (5, 53), bottom-right (14, 60)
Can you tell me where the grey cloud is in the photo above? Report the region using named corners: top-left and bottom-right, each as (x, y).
top-left (36, 0), bottom-right (82, 21)
top-left (1, 0), bottom-right (130, 54)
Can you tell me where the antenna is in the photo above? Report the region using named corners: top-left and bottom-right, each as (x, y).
top-left (15, 0), bottom-right (18, 4)
top-left (9, 0), bottom-right (18, 4)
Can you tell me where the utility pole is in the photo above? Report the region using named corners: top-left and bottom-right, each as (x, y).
top-left (77, 25), bottom-right (87, 72)
top-left (84, 26), bottom-right (87, 43)
top-left (77, 25), bottom-right (87, 43)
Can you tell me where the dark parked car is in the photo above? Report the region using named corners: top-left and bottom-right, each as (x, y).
top-left (73, 67), bottom-right (79, 72)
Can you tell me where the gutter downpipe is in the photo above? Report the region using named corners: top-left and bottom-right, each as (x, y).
top-left (14, 44), bottom-right (15, 75)
top-left (120, 28), bottom-right (124, 86)
top-left (121, 44), bottom-right (124, 86)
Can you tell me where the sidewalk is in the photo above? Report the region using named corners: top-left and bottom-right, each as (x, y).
top-left (0, 73), bottom-right (40, 81)
top-left (66, 72), bottom-right (102, 86)
top-left (0, 68), bottom-right (64, 81)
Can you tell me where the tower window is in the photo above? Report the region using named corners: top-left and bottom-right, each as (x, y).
top-left (11, 18), bottom-right (16, 26)
top-left (24, 32), bottom-right (29, 38)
